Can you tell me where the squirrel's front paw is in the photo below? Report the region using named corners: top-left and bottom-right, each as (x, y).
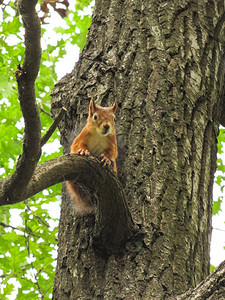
top-left (100, 154), bottom-right (111, 166)
top-left (78, 149), bottom-right (90, 156)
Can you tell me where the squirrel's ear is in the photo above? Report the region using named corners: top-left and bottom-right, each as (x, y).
top-left (89, 98), bottom-right (96, 116)
top-left (112, 101), bottom-right (118, 114)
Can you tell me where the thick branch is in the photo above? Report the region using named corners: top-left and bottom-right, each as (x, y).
top-left (18, 0), bottom-right (42, 81)
top-left (7, 0), bottom-right (42, 201)
top-left (174, 260), bottom-right (225, 299)
top-left (0, 154), bottom-right (136, 254)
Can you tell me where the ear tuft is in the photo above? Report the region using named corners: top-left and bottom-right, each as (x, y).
top-left (89, 99), bottom-right (96, 116)
top-left (112, 101), bottom-right (118, 114)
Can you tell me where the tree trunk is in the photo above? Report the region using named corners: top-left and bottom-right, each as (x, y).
top-left (51, 0), bottom-right (225, 299)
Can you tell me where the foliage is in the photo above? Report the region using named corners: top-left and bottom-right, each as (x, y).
top-left (211, 127), bottom-right (225, 272)
top-left (213, 196), bottom-right (222, 216)
top-left (0, 0), bottom-right (92, 298)
top-left (210, 264), bottom-right (216, 273)
top-left (213, 127), bottom-right (225, 216)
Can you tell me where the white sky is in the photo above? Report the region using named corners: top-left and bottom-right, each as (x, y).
top-left (211, 180), bottom-right (225, 266)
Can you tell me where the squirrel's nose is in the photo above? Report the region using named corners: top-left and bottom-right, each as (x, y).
top-left (104, 124), bottom-right (110, 132)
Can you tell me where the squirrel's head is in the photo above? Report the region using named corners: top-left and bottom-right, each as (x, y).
top-left (88, 99), bottom-right (117, 136)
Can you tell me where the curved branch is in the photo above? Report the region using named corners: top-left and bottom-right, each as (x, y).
top-left (6, 0), bottom-right (42, 201)
top-left (174, 260), bottom-right (225, 299)
top-left (0, 154), bottom-right (136, 254)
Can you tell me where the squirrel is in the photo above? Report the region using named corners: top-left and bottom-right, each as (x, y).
top-left (67, 99), bottom-right (118, 214)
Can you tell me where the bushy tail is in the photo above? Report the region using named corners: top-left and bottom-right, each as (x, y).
top-left (67, 181), bottom-right (94, 214)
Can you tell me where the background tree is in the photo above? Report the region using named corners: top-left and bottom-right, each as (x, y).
top-left (1, 0), bottom-right (225, 299)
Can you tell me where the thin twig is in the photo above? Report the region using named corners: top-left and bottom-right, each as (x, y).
top-left (0, 221), bottom-right (40, 238)
top-left (43, 284), bottom-right (53, 297)
top-left (38, 105), bottom-right (51, 117)
top-left (41, 106), bottom-right (67, 147)
top-left (213, 227), bottom-right (225, 233)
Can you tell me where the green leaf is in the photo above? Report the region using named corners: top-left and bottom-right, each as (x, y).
top-left (217, 158), bottom-right (225, 173)
top-left (213, 197), bottom-right (222, 215)
top-left (217, 128), bottom-right (225, 154)
top-left (210, 264), bottom-right (216, 273)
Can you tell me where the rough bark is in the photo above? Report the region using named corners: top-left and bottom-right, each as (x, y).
top-left (175, 260), bottom-right (225, 300)
top-left (51, 0), bottom-right (225, 299)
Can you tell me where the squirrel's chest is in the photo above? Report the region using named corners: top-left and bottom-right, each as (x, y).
top-left (87, 134), bottom-right (109, 156)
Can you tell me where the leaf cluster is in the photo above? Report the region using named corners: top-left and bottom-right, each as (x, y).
top-left (213, 128), bottom-right (225, 216)
top-left (0, 195), bottom-right (58, 299)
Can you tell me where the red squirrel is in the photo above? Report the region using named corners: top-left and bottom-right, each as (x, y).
top-left (67, 99), bottom-right (118, 214)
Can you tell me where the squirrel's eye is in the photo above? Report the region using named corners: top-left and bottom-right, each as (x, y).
top-left (93, 114), bottom-right (97, 121)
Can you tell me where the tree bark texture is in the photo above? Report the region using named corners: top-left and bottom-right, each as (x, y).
top-left (51, 0), bottom-right (225, 299)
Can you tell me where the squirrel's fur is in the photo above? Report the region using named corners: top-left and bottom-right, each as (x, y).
top-left (67, 99), bottom-right (118, 214)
